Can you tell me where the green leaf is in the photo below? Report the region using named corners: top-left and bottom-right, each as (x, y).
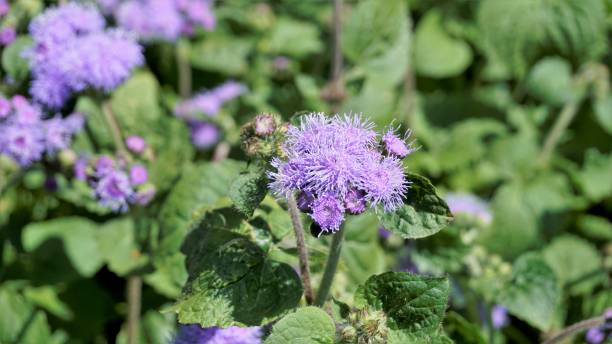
top-left (1, 36), bottom-right (32, 83)
top-left (22, 217), bottom-right (103, 277)
top-left (191, 34), bottom-right (252, 75)
top-left (157, 160), bottom-right (244, 257)
top-left (526, 57), bottom-right (577, 106)
top-left (0, 283), bottom-right (53, 344)
top-left (593, 96), bottom-right (612, 134)
top-left (268, 18), bottom-right (323, 57)
top-left (497, 253), bottom-right (560, 331)
top-left (378, 173), bottom-right (453, 239)
top-left (342, 0), bottom-right (407, 63)
top-left (414, 11), bottom-right (473, 78)
top-left (168, 219), bottom-right (302, 327)
top-left (577, 215), bottom-right (612, 240)
top-left (355, 272), bottom-right (450, 335)
top-left (342, 213), bottom-right (386, 288)
top-left (575, 149), bottom-right (612, 202)
top-left (23, 286), bottom-right (73, 321)
top-left (264, 307), bottom-right (336, 344)
top-left (97, 217), bottom-right (147, 276)
top-left (542, 235), bottom-right (603, 295)
top-left (229, 166), bottom-right (268, 217)
top-left (444, 312), bottom-right (487, 344)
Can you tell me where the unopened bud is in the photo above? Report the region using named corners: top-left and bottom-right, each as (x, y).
top-left (254, 113), bottom-right (276, 137)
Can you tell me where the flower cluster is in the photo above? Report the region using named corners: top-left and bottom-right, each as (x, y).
top-left (445, 193), bottom-right (493, 225)
top-left (111, 0), bottom-right (215, 41)
top-left (27, 3), bottom-right (143, 108)
top-left (585, 309), bottom-right (612, 344)
top-left (0, 95), bottom-right (83, 167)
top-left (174, 81), bottom-right (246, 149)
top-left (75, 153), bottom-right (155, 213)
top-left (269, 113), bottom-right (414, 234)
top-left (174, 325), bottom-right (262, 344)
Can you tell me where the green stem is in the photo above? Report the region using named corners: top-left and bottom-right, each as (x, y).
top-left (542, 315), bottom-right (605, 344)
top-left (101, 101), bottom-right (129, 160)
top-left (127, 276), bottom-right (142, 344)
top-left (287, 194), bottom-right (314, 305)
top-left (176, 39), bottom-right (192, 98)
top-left (315, 229), bottom-right (345, 306)
top-left (538, 101), bottom-right (579, 167)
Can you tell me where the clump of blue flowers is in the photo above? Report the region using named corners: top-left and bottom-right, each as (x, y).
top-left (269, 113), bottom-right (414, 234)
top-left (0, 95), bottom-right (83, 167)
top-left (174, 324), bottom-right (262, 344)
top-left (27, 3), bottom-right (143, 108)
top-left (445, 192), bottom-right (493, 225)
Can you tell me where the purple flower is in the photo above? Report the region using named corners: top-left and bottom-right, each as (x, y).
top-left (44, 113), bottom-right (84, 154)
top-left (126, 135), bottom-right (146, 154)
top-left (11, 95), bottom-right (42, 125)
top-left (344, 188), bottom-right (366, 214)
top-left (175, 81), bottom-right (246, 118)
top-left (94, 169), bottom-right (133, 212)
top-left (28, 4), bottom-right (143, 107)
top-left (95, 155), bottom-right (115, 176)
top-left (0, 97), bottom-right (11, 118)
top-left (190, 121), bottom-right (220, 149)
top-left (129, 164), bottom-right (148, 185)
top-left (604, 308), bottom-right (612, 321)
top-left (116, 0), bottom-right (183, 41)
top-left (182, 0), bottom-right (216, 31)
top-left (586, 327), bottom-right (605, 344)
top-left (311, 193), bottom-right (345, 234)
top-left (382, 129), bottom-right (414, 158)
top-left (446, 193), bottom-right (493, 225)
top-left (378, 227), bottom-right (391, 239)
top-left (174, 324), bottom-right (262, 344)
top-left (0, 26), bottom-right (16, 46)
top-left (135, 184), bottom-right (156, 205)
top-left (0, 0), bottom-right (9, 17)
top-left (296, 191), bottom-right (315, 212)
top-left (268, 113), bottom-right (411, 232)
top-left (491, 305), bottom-right (509, 329)
top-left (74, 156), bottom-right (89, 181)
top-left (0, 123), bottom-right (45, 166)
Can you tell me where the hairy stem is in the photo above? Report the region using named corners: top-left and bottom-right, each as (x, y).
top-left (101, 101), bottom-right (128, 158)
top-left (127, 276), bottom-right (142, 344)
top-left (315, 229), bottom-right (345, 306)
top-left (176, 39), bottom-right (192, 98)
top-left (542, 316), bottom-right (605, 344)
top-left (538, 101), bottom-right (579, 166)
top-left (212, 141), bottom-right (231, 162)
top-left (287, 194), bottom-right (314, 305)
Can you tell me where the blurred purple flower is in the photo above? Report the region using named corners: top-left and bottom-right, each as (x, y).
top-left (0, 26), bottom-right (16, 46)
top-left (0, 123), bottom-right (45, 166)
top-left (378, 227), bottom-right (391, 239)
top-left (586, 327), bottom-right (605, 344)
top-left (491, 305), bottom-right (509, 329)
top-left (44, 113), bottom-right (84, 154)
top-left (445, 193), bottom-right (493, 225)
top-left (174, 324), bottom-right (262, 344)
top-left (135, 184), bottom-right (156, 205)
top-left (189, 121), bottom-right (220, 149)
top-left (0, 0), bottom-right (9, 17)
top-left (382, 128), bottom-right (414, 158)
top-left (126, 135), bottom-right (146, 154)
top-left (129, 164), bottom-right (148, 185)
top-left (0, 97), bottom-right (11, 118)
top-left (74, 156), bottom-right (89, 181)
top-left (175, 81), bottom-right (246, 118)
top-left (94, 168), bottom-right (133, 212)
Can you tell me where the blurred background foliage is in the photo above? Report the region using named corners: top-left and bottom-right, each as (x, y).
top-left (0, 0), bottom-right (611, 343)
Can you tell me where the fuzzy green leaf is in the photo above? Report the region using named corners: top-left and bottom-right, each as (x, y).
top-left (229, 166), bottom-right (268, 217)
top-left (378, 173), bottom-right (453, 239)
top-left (526, 57), bottom-right (577, 106)
top-left (264, 307), bottom-right (336, 344)
top-left (355, 272), bottom-right (450, 335)
top-left (498, 253), bottom-right (560, 331)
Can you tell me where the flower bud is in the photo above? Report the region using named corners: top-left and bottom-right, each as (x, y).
top-left (254, 113), bottom-right (276, 137)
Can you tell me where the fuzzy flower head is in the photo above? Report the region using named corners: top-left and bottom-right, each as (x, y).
top-left (268, 113), bottom-right (414, 234)
top-left (174, 324), bottom-right (262, 344)
top-left (28, 3), bottom-right (143, 108)
top-left (174, 81), bottom-right (246, 119)
top-left (445, 193), bottom-right (493, 225)
top-left (0, 124), bottom-right (45, 166)
top-left (94, 169), bottom-right (134, 212)
top-left (0, 26), bottom-right (16, 46)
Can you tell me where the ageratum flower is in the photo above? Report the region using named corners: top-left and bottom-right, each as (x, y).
top-left (94, 168), bottom-right (134, 212)
top-left (445, 193), bottom-right (493, 225)
top-left (174, 81), bottom-right (246, 118)
top-left (174, 324), bottom-right (262, 344)
top-left (114, 0), bottom-right (215, 41)
top-left (28, 3), bottom-right (143, 108)
top-left (491, 305), bottom-right (509, 329)
top-left (269, 113), bottom-right (412, 234)
top-left (0, 26), bottom-right (16, 46)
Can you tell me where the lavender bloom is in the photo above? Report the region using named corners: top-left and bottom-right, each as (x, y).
top-left (190, 121), bottom-right (220, 149)
top-left (0, 0), bottom-right (9, 17)
top-left (378, 227), bottom-right (391, 239)
top-left (491, 305), bottom-right (509, 329)
top-left (268, 113), bottom-right (412, 233)
top-left (74, 156), bottom-right (88, 181)
top-left (296, 191), bottom-right (315, 212)
top-left (175, 81), bottom-right (246, 118)
top-left (445, 193), bottom-right (493, 225)
top-left (174, 324), bottom-right (262, 344)
top-left (44, 113), bottom-right (85, 154)
top-left (0, 26), bottom-right (16, 46)
top-left (94, 169), bottom-right (133, 212)
top-left (181, 0), bottom-right (216, 31)
top-left (126, 135), bottom-right (146, 154)
top-left (586, 327), bottom-right (605, 344)
top-left (28, 4), bottom-right (143, 107)
top-left (129, 164), bottom-right (148, 185)
top-left (135, 184), bottom-right (156, 205)
top-left (382, 129), bottom-right (414, 158)
top-left (95, 155), bottom-right (115, 176)
top-left (0, 123), bottom-right (45, 166)
top-left (0, 97), bottom-right (11, 118)
top-left (116, 0), bottom-right (183, 41)
top-left (11, 96), bottom-right (42, 125)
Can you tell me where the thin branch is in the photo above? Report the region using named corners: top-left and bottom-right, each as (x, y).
top-left (287, 194), bottom-right (314, 305)
top-left (538, 101), bottom-right (579, 167)
top-left (315, 228), bottom-right (345, 306)
top-left (542, 316), bottom-right (605, 344)
top-left (101, 101), bottom-right (129, 158)
top-left (176, 39), bottom-right (192, 98)
top-left (127, 276), bottom-right (142, 344)
top-left (212, 142), bottom-right (231, 162)
top-left (321, 0), bottom-right (345, 112)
